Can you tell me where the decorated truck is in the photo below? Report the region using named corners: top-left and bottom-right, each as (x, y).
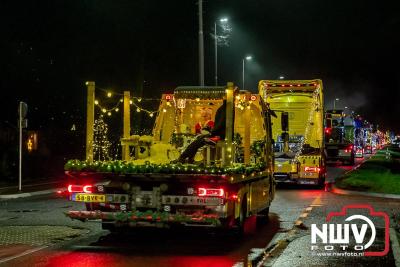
top-left (63, 82), bottom-right (276, 233)
top-left (324, 110), bottom-right (355, 165)
top-left (258, 79), bottom-right (326, 186)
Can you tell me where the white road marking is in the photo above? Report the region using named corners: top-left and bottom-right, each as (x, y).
top-left (0, 245), bottom-right (48, 264)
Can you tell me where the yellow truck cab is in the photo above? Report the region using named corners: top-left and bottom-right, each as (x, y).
top-left (259, 79), bottom-right (326, 186)
top-left (65, 82), bottom-right (276, 233)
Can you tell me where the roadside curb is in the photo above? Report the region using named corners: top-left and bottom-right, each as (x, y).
top-left (331, 152), bottom-right (400, 200)
top-left (0, 188), bottom-right (65, 200)
top-left (332, 185), bottom-right (400, 200)
top-left (390, 228), bottom-right (400, 267)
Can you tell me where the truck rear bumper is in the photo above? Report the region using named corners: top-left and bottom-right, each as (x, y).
top-left (273, 173), bottom-right (319, 185)
top-left (65, 210), bottom-right (222, 227)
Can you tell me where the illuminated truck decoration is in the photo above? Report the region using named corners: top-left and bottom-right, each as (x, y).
top-left (324, 110), bottom-right (355, 165)
top-left (258, 79), bottom-right (326, 186)
top-left (64, 82), bottom-right (276, 232)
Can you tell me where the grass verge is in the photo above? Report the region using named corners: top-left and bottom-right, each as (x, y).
top-left (335, 145), bottom-right (400, 195)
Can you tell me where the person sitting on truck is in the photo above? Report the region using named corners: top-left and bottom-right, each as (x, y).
top-left (175, 100), bottom-right (226, 163)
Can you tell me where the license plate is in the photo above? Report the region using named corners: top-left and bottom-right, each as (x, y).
top-left (72, 193), bottom-right (105, 203)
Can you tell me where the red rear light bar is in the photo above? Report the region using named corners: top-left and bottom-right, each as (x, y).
top-left (198, 188), bottom-right (224, 197)
top-left (67, 184), bottom-right (93, 193)
top-left (304, 166), bottom-right (320, 173)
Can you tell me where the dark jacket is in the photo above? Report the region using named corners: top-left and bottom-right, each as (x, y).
top-left (211, 100), bottom-right (226, 139)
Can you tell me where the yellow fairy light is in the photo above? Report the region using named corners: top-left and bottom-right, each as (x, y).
top-left (149, 113), bottom-right (154, 117)
top-left (138, 98), bottom-right (142, 102)
top-left (129, 100), bottom-right (133, 105)
top-left (163, 108), bottom-right (167, 113)
top-left (107, 92), bottom-right (112, 97)
top-left (136, 107), bottom-right (141, 112)
top-left (107, 111), bottom-right (112, 116)
top-left (115, 108), bottom-right (119, 112)
top-left (195, 98), bottom-right (200, 102)
top-left (94, 100), bottom-right (99, 105)
top-left (120, 99), bottom-right (123, 102)
top-left (102, 108), bottom-right (107, 113)
top-left (166, 102), bottom-right (171, 106)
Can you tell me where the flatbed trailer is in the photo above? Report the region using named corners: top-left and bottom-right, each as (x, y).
top-left (63, 82), bottom-right (276, 232)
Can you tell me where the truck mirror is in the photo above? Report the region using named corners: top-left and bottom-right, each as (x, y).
top-left (281, 112), bottom-right (289, 132)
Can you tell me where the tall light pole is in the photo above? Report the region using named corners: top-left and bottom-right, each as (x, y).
top-left (214, 17), bottom-right (228, 86)
top-left (242, 56), bottom-right (252, 89)
top-left (198, 0), bottom-right (204, 86)
top-left (333, 97), bottom-right (340, 110)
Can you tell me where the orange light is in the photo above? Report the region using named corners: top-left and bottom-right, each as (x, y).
top-left (250, 95), bottom-right (257, 101)
top-left (165, 94), bottom-right (172, 100)
top-left (304, 166), bottom-right (320, 173)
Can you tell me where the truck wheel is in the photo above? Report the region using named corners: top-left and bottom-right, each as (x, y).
top-left (236, 194), bottom-right (248, 236)
top-left (348, 155), bottom-right (355, 166)
top-left (317, 173), bottom-right (326, 188)
top-left (257, 206), bottom-right (270, 225)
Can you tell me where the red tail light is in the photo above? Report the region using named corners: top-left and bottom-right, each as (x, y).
top-left (324, 127), bottom-right (332, 134)
top-left (68, 184), bottom-right (82, 193)
top-left (304, 166), bottom-right (320, 173)
top-left (67, 184), bottom-right (93, 193)
top-left (198, 188), bottom-right (224, 197)
top-left (344, 145), bottom-right (353, 153)
top-left (83, 185), bottom-right (93, 193)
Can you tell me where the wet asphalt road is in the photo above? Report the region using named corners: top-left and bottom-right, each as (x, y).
top-left (1, 155), bottom-right (398, 267)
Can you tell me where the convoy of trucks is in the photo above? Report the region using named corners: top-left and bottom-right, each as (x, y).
top-left (259, 79), bottom-right (326, 186)
top-left (324, 109), bottom-right (356, 165)
top-left (62, 78), bottom-right (382, 232)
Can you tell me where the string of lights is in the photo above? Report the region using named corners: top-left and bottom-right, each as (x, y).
top-left (293, 85), bottom-right (321, 162)
top-left (129, 98), bottom-right (160, 118)
top-left (94, 98), bottom-right (122, 117)
top-left (93, 115), bottom-right (111, 161)
top-left (95, 86), bottom-right (161, 101)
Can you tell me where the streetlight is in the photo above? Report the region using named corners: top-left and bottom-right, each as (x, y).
top-left (242, 56), bottom-right (252, 90)
top-left (214, 17), bottom-right (229, 86)
top-left (333, 97), bottom-right (340, 110)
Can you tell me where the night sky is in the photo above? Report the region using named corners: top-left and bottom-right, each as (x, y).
top-left (1, 0), bottom-right (399, 133)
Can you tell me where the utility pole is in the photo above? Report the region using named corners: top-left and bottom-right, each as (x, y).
top-left (198, 0), bottom-right (204, 86)
top-left (214, 22), bottom-right (218, 86)
top-left (242, 58), bottom-right (245, 90)
top-left (18, 101), bottom-right (28, 192)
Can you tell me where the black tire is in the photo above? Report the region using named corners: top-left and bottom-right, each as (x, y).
top-left (317, 173), bottom-right (326, 188)
top-left (348, 155), bottom-right (355, 165)
top-left (236, 195), bottom-right (248, 236)
top-left (257, 206), bottom-right (270, 225)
